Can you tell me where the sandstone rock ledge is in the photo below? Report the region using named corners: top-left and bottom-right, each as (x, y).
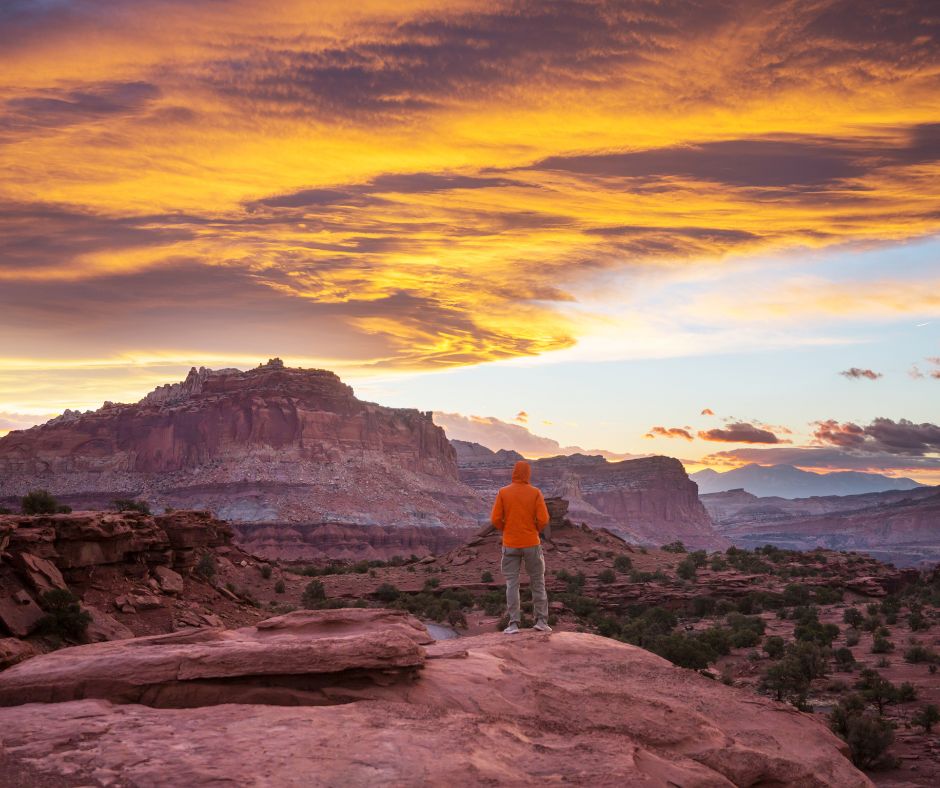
top-left (0, 609), bottom-right (869, 787)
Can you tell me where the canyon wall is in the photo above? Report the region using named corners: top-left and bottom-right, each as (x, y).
top-left (454, 442), bottom-right (726, 550)
top-left (704, 487), bottom-right (940, 567)
top-left (0, 361), bottom-right (485, 559)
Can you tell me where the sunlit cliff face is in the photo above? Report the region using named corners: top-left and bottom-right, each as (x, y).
top-left (1, 1), bottom-right (938, 477)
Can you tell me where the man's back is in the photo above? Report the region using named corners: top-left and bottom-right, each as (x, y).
top-left (491, 461), bottom-right (550, 548)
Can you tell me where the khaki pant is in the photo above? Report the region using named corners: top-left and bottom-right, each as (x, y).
top-left (501, 545), bottom-right (549, 624)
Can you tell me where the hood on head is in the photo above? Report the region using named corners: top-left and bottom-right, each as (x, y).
top-left (511, 460), bottom-right (531, 483)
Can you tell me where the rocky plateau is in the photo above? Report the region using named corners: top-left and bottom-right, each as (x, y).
top-left (0, 607), bottom-right (869, 787)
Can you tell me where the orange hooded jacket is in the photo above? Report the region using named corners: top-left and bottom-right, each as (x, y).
top-left (490, 460), bottom-right (550, 548)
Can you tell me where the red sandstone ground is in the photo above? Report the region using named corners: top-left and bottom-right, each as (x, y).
top-left (2, 504), bottom-right (937, 785)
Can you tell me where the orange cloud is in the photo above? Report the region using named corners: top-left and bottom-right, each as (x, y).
top-left (698, 422), bottom-right (789, 444)
top-left (0, 0), bottom-right (938, 412)
top-left (644, 426), bottom-right (694, 441)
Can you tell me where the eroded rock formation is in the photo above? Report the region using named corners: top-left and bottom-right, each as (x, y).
top-left (0, 509), bottom-right (265, 667)
top-left (0, 360), bottom-right (485, 559)
top-left (455, 442), bottom-right (726, 549)
top-left (0, 608), bottom-right (868, 786)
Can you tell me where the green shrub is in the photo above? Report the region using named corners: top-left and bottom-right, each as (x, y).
top-left (843, 608), bottom-right (863, 627)
top-left (259, 564), bottom-right (273, 579)
top-left (690, 596), bottom-right (716, 618)
top-left (274, 580), bottom-right (286, 594)
top-left (619, 606), bottom-right (677, 648)
top-left (598, 568), bottom-right (616, 584)
top-left (301, 580), bottom-right (327, 607)
top-left (845, 628), bottom-right (860, 647)
top-left (709, 556), bottom-right (728, 571)
top-left (481, 570), bottom-right (494, 583)
top-left (374, 583), bottom-right (400, 603)
top-left (613, 555), bottom-right (633, 572)
top-left (763, 635), bottom-right (786, 659)
top-left (813, 586), bottom-right (843, 604)
top-left (662, 541), bottom-right (687, 553)
top-left (908, 610), bottom-right (928, 631)
top-left (698, 626), bottom-right (732, 657)
top-left (21, 489), bottom-right (63, 515)
top-left (871, 635), bottom-right (894, 654)
top-left (896, 682), bottom-right (917, 702)
top-left (36, 589), bottom-right (91, 643)
top-left (195, 553), bottom-right (217, 581)
top-left (794, 610), bottom-right (839, 647)
top-left (112, 498), bottom-right (151, 515)
top-left (650, 633), bottom-right (714, 670)
top-left (761, 657), bottom-right (810, 706)
top-left (912, 704), bottom-right (940, 733)
top-left (556, 569), bottom-right (586, 592)
top-left (676, 557), bottom-right (698, 580)
top-left (856, 669), bottom-right (896, 714)
top-left (782, 584), bottom-right (811, 607)
top-left (904, 645), bottom-right (937, 664)
top-left (834, 647), bottom-right (856, 671)
top-left (830, 695), bottom-right (894, 769)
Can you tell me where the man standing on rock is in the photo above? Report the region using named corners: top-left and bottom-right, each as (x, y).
top-left (491, 460), bottom-right (551, 634)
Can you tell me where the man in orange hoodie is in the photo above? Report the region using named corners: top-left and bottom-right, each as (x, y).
top-left (490, 460), bottom-right (551, 634)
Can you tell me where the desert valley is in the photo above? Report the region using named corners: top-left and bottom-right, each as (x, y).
top-left (3, 0), bottom-right (939, 784)
top-left (1, 362), bottom-right (938, 786)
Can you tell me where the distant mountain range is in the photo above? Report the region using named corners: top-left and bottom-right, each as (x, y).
top-left (702, 486), bottom-right (940, 568)
top-left (690, 463), bottom-right (923, 499)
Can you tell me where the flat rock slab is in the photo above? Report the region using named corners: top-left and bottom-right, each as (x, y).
top-left (0, 608), bottom-right (429, 707)
top-left (0, 629), bottom-right (869, 787)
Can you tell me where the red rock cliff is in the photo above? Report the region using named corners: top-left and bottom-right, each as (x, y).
top-left (0, 361), bottom-right (483, 556)
top-left (455, 443), bottom-right (726, 550)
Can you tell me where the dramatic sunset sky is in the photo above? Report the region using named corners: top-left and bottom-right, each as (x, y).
top-left (1, 0), bottom-right (938, 481)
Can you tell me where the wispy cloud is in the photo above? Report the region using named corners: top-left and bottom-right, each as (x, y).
top-left (840, 367), bottom-right (882, 380)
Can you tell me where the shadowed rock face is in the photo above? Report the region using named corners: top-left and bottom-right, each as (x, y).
top-left (455, 442), bottom-right (725, 550)
top-left (0, 361), bottom-right (485, 558)
top-left (0, 608), bottom-right (869, 786)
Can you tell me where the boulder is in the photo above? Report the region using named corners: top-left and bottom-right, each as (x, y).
top-left (128, 594), bottom-right (163, 610)
top-left (10, 552), bottom-right (67, 595)
top-left (0, 638), bottom-right (36, 670)
top-left (0, 590), bottom-right (44, 638)
top-left (153, 566), bottom-right (184, 595)
top-left (83, 605), bottom-right (134, 642)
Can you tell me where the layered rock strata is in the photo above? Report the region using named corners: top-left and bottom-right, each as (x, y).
top-left (0, 360), bottom-right (485, 559)
top-left (455, 442), bottom-right (725, 550)
top-left (0, 510), bottom-right (261, 666)
top-left (703, 487), bottom-right (940, 567)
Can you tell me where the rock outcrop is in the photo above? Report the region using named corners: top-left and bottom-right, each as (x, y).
top-left (704, 487), bottom-right (940, 567)
top-left (0, 360), bottom-right (485, 559)
top-left (455, 442), bottom-right (725, 549)
top-left (0, 608), bottom-right (868, 786)
top-left (0, 509), bottom-right (266, 661)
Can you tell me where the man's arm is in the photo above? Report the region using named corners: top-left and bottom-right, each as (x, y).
top-left (535, 491), bottom-right (550, 531)
top-left (490, 490), bottom-right (505, 530)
